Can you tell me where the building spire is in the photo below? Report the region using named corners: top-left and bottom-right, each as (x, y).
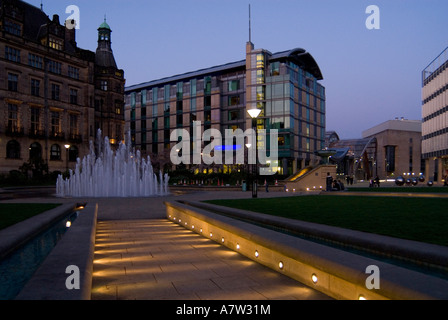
top-left (249, 4), bottom-right (251, 43)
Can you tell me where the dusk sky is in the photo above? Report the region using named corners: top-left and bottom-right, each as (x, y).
top-left (29, 0), bottom-right (448, 139)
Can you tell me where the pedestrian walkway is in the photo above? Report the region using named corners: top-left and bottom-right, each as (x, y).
top-left (91, 218), bottom-right (331, 300)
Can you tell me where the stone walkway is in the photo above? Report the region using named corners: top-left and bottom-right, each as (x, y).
top-left (91, 218), bottom-right (331, 300)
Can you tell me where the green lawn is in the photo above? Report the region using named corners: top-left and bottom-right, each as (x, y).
top-left (0, 203), bottom-right (61, 231)
top-left (204, 195), bottom-right (448, 246)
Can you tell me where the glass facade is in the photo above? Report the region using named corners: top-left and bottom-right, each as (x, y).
top-left (125, 45), bottom-right (325, 176)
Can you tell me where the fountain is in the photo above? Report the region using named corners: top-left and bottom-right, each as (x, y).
top-left (56, 130), bottom-right (169, 197)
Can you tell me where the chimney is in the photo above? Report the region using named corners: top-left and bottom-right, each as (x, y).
top-left (65, 19), bottom-right (77, 46)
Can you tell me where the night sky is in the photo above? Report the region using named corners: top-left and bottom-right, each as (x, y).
top-left (29, 0), bottom-right (448, 139)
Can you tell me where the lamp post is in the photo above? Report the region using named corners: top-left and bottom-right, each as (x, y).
top-left (64, 144), bottom-right (70, 173)
top-left (247, 108), bottom-right (261, 198)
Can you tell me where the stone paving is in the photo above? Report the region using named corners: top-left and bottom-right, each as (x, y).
top-left (91, 218), bottom-right (330, 300)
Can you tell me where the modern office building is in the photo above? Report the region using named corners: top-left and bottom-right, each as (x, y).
top-left (125, 41), bottom-right (326, 176)
top-left (0, 0), bottom-right (125, 175)
top-left (422, 46), bottom-right (448, 183)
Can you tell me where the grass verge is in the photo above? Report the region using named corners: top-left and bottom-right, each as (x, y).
top-left (346, 187), bottom-right (448, 193)
top-left (204, 195), bottom-right (448, 246)
top-left (0, 203), bottom-right (61, 231)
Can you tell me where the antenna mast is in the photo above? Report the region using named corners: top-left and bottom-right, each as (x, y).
top-left (249, 4), bottom-right (252, 43)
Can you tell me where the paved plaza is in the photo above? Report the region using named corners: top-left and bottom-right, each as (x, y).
top-left (2, 184), bottom-right (448, 300)
top-left (0, 187), bottom-right (332, 300)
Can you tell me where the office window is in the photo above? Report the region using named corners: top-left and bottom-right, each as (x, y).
top-left (28, 54), bottom-right (43, 69)
top-left (4, 20), bottom-right (22, 36)
top-left (49, 37), bottom-right (63, 50)
top-left (70, 89), bottom-right (78, 104)
top-left (48, 60), bottom-right (62, 74)
top-left (190, 79), bottom-right (197, 96)
top-left (228, 110), bottom-right (239, 121)
top-left (30, 108), bottom-right (40, 134)
top-left (51, 112), bottom-right (61, 135)
top-left (50, 144), bottom-right (61, 161)
top-left (5, 46), bottom-right (20, 62)
top-left (8, 104), bottom-right (18, 131)
top-left (6, 140), bottom-right (21, 159)
top-left (68, 66), bottom-right (80, 79)
top-left (31, 79), bottom-right (40, 96)
top-left (228, 80), bottom-right (240, 92)
top-left (228, 95), bottom-right (240, 106)
top-left (190, 98), bottom-right (196, 112)
top-left (101, 81), bottom-right (108, 91)
top-left (51, 84), bottom-right (60, 100)
top-left (8, 73), bottom-right (18, 92)
top-left (70, 114), bottom-right (78, 135)
top-left (385, 146), bottom-right (396, 173)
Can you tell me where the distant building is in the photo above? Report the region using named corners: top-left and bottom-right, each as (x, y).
top-left (422, 46), bottom-right (448, 183)
top-left (326, 118), bottom-right (422, 181)
top-left (0, 0), bottom-right (125, 175)
top-left (326, 133), bottom-right (377, 181)
top-left (125, 41), bottom-right (326, 176)
top-left (362, 118), bottom-right (423, 179)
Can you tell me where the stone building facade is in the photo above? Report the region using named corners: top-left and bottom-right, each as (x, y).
top-left (0, 0), bottom-right (125, 175)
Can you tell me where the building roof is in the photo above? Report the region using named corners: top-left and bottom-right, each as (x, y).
top-left (362, 119), bottom-right (421, 138)
top-left (271, 48), bottom-right (323, 80)
top-left (125, 47), bottom-right (323, 92)
top-left (126, 60), bottom-right (246, 92)
top-left (99, 19), bottom-right (111, 30)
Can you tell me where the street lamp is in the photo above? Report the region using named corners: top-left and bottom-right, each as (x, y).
top-left (64, 144), bottom-right (71, 173)
top-left (247, 107), bottom-right (261, 198)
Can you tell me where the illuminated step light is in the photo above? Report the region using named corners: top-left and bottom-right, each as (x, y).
top-left (221, 237), bottom-right (225, 243)
top-left (236, 243), bottom-right (240, 250)
top-left (278, 261), bottom-right (284, 270)
top-left (311, 274), bottom-right (318, 284)
top-left (66, 221), bottom-right (71, 228)
top-left (184, 222), bottom-right (188, 226)
top-left (200, 228), bottom-right (203, 233)
top-left (191, 225), bottom-right (195, 229)
top-left (359, 295), bottom-right (366, 300)
top-left (210, 232), bottom-right (213, 238)
top-left (179, 219), bottom-right (181, 223)
top-left (254, 250), bottom-right (259, 258)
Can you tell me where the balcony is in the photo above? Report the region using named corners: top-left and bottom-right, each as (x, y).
top-left (6, 126), bottom-right (24, 137)
top-left (49, 131), bottom-right (65, 141)
top-left (29, 129), bottom-right (46, 139)
top-left (68, 133), bottom-right (82, 144)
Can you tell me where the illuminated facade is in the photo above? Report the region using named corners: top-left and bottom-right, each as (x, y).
top-left (125, 41), bottom-right (326, 176)
top-left (422, 46), bottom-right (448, 183)
top-left (0, 0), bottom-right (125, 174)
